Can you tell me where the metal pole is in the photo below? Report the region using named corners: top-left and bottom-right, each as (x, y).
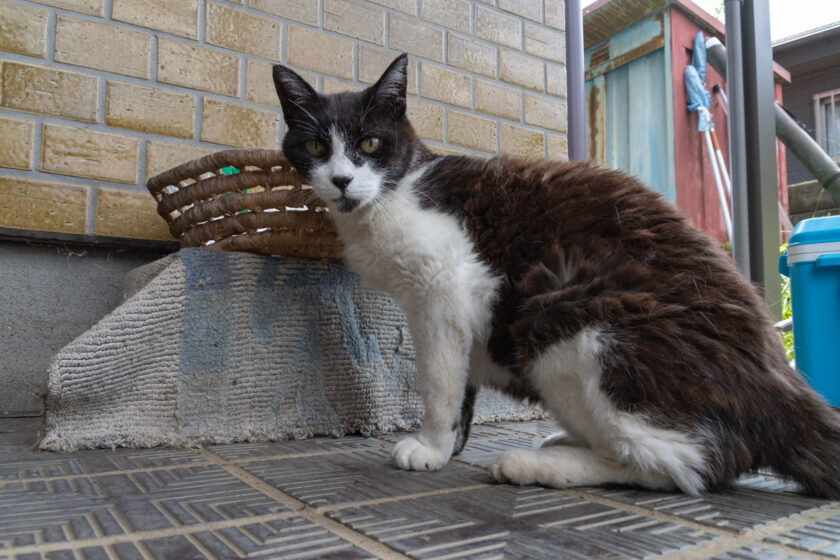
top-left (741, 0), bottom-right (781, 317)
top-left (565, 0), bottom-right (587, 161)
top-left (717, 2), bottom-right (751, 278)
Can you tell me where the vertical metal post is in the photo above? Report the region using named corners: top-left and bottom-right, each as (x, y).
top-left (565, 0), bottom-right (587, 161)
top-left (724, 0), bottom-right (751, 278)
top-left (741, 0), bottom-right (781, 317)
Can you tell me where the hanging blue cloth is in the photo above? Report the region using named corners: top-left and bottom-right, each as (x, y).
top-left (684, 31), bottom-right (713, 132)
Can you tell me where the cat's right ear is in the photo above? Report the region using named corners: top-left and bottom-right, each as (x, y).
top-left (272, 64), bottom-right (320, 127)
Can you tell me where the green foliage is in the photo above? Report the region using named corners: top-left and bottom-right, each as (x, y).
top-left (780, 243), bottom-right (794, 361)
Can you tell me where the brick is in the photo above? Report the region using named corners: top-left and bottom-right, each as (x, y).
top-left (501, 123), bottom-right (544, 158)
top-left (206, 2), bottom-right (280, 59)
top-left (0, 1), bottom-right (47, 57)
top-left (498, 0), bottom-right (542, 22)
top-left (112, 0), bottom-right (198, 39)
top-left (0, 176), bottom-right (88, 234)
top-left (322, 78), bottom-right (364, 95)
top-left (420, 64), bottom-right (471, 108)
top-left (500, 50), bottom-right (544, 91)
top-left (41, 124), bottom-right (139, 184)
top-left (545, 0), bottom-right (565, 30)
top-left (106, 81), bottom-right (195, 139)
top-left (448, 34), bottom-right (496, 78)
top-left (0, 116), bottom-right (34, 170)
top-left (1, 61), bottom-right (98, 122)
top-left (524, 94), bottom-right (566, 132)
top-left (95, 187), bottom-right (174, 241)
top-left (547, 64), bottom-right (567, 98)
top-left (448, 110), bottom-right (496, 153)
top-left (158, 38), bottom-right (239, 97)
top-left (430, 144), bottom-right (471, 156)
top-left (367, 0), bottom-right (415, 14)
top-left (475, 6), bottom-right (521, 49)
top-left (201, 99), bottom-right (281, 149)
top-left (250, 0), bottom-right (318, 26)
top-left (246, 59), bottom-right (281, 107)
top-left (359, 46), bottom-right (417, 95)
top-left (28, 0), bottom-right (103, 16)
top-left (475, 79), bottom-right (521, 121)
top-left (389, 14), bottom-right (443, 63)
top-left (287, 26), bottom-right (354, 79)
top-left (54, 15), bottom-right (151, 79)
top-left (325, 0), bottom-right (384, 45)
top-left (146, 140), bottom-right (215, 179)
top-left (524, 23), bottom-right (565, 63)
top-left (421, 0), bottom-right (470, 34)
top-left (546, 133), bottom-right (568, 160)
top-left (406, 98), bottom-right (443, 142)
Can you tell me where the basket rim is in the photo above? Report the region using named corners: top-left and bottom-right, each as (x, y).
top-left (146, 148), bottom-right (295, 193)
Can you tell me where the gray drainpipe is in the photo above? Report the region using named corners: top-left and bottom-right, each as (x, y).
top-left (565, 0), bottom-right (586, 161)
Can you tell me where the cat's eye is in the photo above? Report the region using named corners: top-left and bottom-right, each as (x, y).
top-left (305, 139), bottom-right (327, 157)
top-left (360, 137), bottom-right (381, 154)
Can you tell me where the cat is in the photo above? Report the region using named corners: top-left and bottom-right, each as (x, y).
top-left (272, 53), bottom-right (840, 498)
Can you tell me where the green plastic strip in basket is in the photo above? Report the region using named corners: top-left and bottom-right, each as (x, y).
top-left (219, 166), bottom-right (250, 214)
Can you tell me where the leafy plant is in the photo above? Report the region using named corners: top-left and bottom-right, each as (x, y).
top-left (780, 243), bottom-right (794, 361)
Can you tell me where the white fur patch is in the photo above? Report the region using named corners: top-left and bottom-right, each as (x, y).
top-left (523, 329), bottom-right (710, 495)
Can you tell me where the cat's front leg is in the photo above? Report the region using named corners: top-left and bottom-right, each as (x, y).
top-left (393, 311), bottom-right (472, 471)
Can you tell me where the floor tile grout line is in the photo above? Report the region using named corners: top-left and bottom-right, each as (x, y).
top-left (0, 459), bottom-right (215, 487)
top-left (0, 445), bottom-right (394, 486)
top-left (656, 501), bottom-right (840, 559)
top-left (197, 448), bottom-right (414, 560)
top-left (0, 511), bottom-right (301, 556)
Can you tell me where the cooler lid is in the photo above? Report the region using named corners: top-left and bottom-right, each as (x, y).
top-left (788, 215), bottom-right (840, 247)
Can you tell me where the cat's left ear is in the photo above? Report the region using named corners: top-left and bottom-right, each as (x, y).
top-left (369, 53), bottom-right (408, 119)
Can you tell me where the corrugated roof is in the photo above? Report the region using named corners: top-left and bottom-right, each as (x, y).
top-left (773, 20), bottom-right (840, 49)
top-left (583, 0), bottom-right (670, 48)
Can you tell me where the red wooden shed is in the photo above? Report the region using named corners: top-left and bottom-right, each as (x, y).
top-left (583, 0), bottom-right (791, 244)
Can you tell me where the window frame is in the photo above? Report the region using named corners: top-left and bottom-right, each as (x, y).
top-left (814, 87), bottom-right (840, 162)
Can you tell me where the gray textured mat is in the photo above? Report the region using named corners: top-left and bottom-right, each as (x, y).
top-left (41, 249), bottom-right (543, 451)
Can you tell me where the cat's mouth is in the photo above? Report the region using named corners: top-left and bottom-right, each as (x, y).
top-left (335, 195), bottom-right (361, 213)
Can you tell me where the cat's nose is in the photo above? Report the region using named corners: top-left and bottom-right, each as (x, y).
top-left (331, 175), bottom-right (353, 191)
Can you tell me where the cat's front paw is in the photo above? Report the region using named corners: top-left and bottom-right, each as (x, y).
top-left (490, 449), bottom-right (538, 485)
top-left (392, 435), bottom-right (451, 471)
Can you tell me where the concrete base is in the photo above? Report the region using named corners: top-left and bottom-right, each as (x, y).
top-left (0, 239), bottom-right (169, 422)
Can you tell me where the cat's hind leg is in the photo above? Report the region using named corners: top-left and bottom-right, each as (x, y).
top-left (490, 446), bottom-right (676, 491)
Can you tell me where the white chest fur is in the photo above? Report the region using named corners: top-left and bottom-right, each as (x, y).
top-left (332, 170), bottom-right (500, 341)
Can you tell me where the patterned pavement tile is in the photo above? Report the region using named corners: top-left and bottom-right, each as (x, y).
top-left (208, 435), bottom-right (382, 462)
top-left (375, 423), bottom-right (524, 444)
top-left (188, 517), bottom-right (376, 559)
top-left (455, 436), bottom-right (542, 468)
top-left (0, 448), bottom-right (208, 482)
top-left (239, 447), bottom-right (490, 508)
top-left (327, 485), bottom-right (719, 559)
top-left (713, 544), bottom-right (811, 559)
top-left (489, 421), bottom-right (561, 437)
top-left (584, 474), bottom-right (828, 532)
top-left (0, 465), bottom-right (292, 550)
top-left (765, 513), bottom-right (840, 557)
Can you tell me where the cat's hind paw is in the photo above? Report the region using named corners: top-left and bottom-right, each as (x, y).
top-left (489, 449), bottom-right (539, 485)
top-left (392, 435), bottom-right (451, 471)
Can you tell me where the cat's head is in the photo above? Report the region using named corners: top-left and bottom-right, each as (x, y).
top-left (273, 54), bottom-right (422, 214)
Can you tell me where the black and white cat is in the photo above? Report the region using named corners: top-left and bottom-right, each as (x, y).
top-left (273, 54), bottom-right (840, 497)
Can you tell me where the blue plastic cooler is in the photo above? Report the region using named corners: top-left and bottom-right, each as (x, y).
top-left (779, 215), bottom-right (840, 406)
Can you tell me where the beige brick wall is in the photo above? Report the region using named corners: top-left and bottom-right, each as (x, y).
top-left (0, 0), bottom-right (567, 243)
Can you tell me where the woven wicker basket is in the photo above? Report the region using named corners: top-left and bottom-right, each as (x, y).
top-left (146, 149), bottom-right (342, 260)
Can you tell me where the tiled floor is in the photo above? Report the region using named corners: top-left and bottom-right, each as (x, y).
top-left (2, 421), bottom-right (839, 559)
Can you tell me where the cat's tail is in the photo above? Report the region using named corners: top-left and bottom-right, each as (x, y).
top-left (770, 392), bottom-right (840, 499)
